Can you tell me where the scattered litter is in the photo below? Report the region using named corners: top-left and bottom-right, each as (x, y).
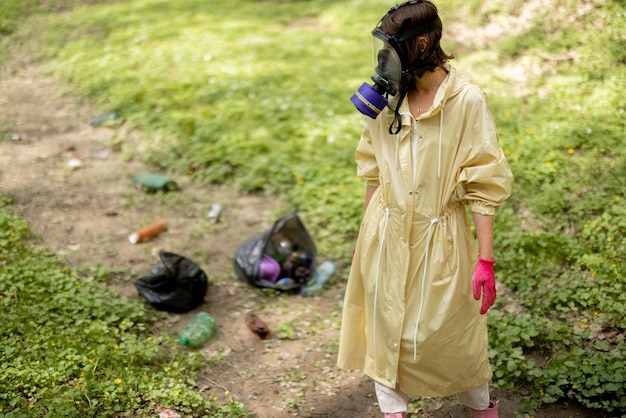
top-left (10, 132), bottom-right (22, 141)
top-left (82, 149), bottom-right (112, 159)
top-left (178, 311), bottom-right (216, 348)
top-left (208, 203), bottom-right (222, 224)
top-left (67, 158), bottom-right (82, 169)
top-left (300, 260), bottom-right (337, 297)
top-left (65, 140), bottom-right (112, 160)
top-left (156, 407), bottom-right (181, 418)
top-left (274, 277), bottom-right (297, 290)
top-left (88, 112), bottom-right (121, 127)
top-left (134, 251), bottom-right (208, 313)
top-left (128, 220), bottom-right (168, 244)
top-left (245, 311), bottom-right (270, 339)
top-left (133, 173), bottom-right (178, 193)
top-left (234, 213), bottom-right (317, 291)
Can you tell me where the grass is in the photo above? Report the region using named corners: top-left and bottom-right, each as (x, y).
top-left (0, 197), bottom-right (247, 417)
top-left (1, 0), bottom-right (626, 415)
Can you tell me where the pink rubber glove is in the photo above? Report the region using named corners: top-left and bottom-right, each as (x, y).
top-left (472, 255), bottom-right (496, 315)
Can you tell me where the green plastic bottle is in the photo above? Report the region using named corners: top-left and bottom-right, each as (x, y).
top-left (133, 173), bottom-right (178, 193)
top-left (178, 312), bottom-right (216, 348)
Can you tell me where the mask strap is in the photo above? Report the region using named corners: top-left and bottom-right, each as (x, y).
top-left (388, 91), bottom-right (407, 135)
top-left (403, 49), bottom-right (439, 78)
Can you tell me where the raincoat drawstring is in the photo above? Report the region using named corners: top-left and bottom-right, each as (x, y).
top-left (413, 217), bottom-right (439, 360)
top-left (395, 133), bottom-right (400, 171)
top-left (437, 107), bottom-right (444, 179)
top-left (373, 207), bottom-right (391, 352)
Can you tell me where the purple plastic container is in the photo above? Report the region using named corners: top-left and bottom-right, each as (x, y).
top-left (258, 254), bottom-right (280, 283)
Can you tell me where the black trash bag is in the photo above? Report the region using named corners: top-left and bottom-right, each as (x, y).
top-left (234, 213), bottom-right (317, 290)
top-left (134, 251), bottom-right (208, 312)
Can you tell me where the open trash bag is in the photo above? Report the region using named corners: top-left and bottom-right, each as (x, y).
top-left (234, 213), bottom-right (317, 290)
top-left (134, 251), bottom-right (208, 312)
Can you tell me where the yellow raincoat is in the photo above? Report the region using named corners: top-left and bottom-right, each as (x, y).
top-left (337, 65), bottom-right (513, 397)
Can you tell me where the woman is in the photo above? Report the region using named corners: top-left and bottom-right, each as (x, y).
top-left (337, 1), bottom-right (514, 417)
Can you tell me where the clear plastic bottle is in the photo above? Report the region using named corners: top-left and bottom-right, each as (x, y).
top-left (300, 260), bottom-right (337, 297)
top-left (178, 312), bottom-right (216, 348)
top-left (274, 277), bottom-right (297, 290)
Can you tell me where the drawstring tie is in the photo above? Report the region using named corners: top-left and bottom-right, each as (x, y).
top-left (395, 132), bottom-right (400, 171)
top-left (437, 107), bottom-right (444, 178)
top-left (413, 217), bottom-right (439, 360)
top-left (373, 208), bottom-right (391, 352)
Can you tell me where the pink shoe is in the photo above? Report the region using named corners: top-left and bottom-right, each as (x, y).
top-left (384, 413), bottom-right (406, 418)
top-left (469, 400), bottom-right (499, 418)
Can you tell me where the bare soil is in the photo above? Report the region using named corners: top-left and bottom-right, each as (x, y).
top-left (0, 55), bottom-right (602, 418)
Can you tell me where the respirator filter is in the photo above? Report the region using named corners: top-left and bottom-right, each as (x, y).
top-left (350, 46), bottom-right (403, 119)
top-left (350, 82), bottom-right (389, 119)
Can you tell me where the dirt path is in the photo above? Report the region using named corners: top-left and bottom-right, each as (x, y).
top-left (0, 56), bottom-right (600, 418)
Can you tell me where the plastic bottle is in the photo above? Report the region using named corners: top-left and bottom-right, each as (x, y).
top-left (300, 260), bottom-right (337, 297)
top-left (133, 173), bottom-right (178, 193)
top-left (276, 238), bottom-right (293, 256)
top-left (266, 234), bottom-right (292, 262)
top-left (274, 277), bottom-right (297, 290)
top-left (128, 220), bottom-right (168, 244)
top-left (178, 312), bottom-right (216, 348)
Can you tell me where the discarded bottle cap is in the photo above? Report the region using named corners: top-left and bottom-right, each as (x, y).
top-left (133, 173), bottom-right (178, 193)
top-left (129, 220), bottom-right (168, 244)
top-left (245, 311), bottom-right (270, 339)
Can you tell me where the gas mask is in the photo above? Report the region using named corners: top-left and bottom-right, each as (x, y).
top-left (350, 1), bottom-right (442, 130)
top-left (349, 45), bottom-right (403, 120)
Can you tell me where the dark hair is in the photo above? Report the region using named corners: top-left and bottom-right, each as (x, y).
top-left (381, 1), bottom-right (453, 69)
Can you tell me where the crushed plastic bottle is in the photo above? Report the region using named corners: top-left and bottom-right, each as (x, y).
top-left (178, 312), bottom-right (216, 348)
top-left (245, 311), bottom-right (270, 339)
top-left (300, 260), bottom-right (337, 297)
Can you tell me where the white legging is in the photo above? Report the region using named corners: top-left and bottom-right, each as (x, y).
top-left (375, 381), bottom-right (490, 412)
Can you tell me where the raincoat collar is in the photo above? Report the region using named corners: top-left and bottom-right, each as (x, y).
top-left (387, 63), bottom-right (466, 125)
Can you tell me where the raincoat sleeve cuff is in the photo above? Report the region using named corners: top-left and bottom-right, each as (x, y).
top-left (366, 180), bottom-right (380, 187)
top-left (468, 200), bottom-right (496, 216)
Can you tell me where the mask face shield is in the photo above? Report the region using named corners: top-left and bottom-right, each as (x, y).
top-left (372, 42), bottom-right (403, 96)
top-left (350, 29), bottom-right (405, 119)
